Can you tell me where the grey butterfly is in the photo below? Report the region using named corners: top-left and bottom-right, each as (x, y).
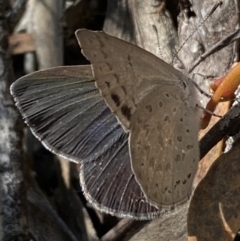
top-left (76, 29), bottom-right (200, 209)
top-left (10, 29), bottom-right (200, 220)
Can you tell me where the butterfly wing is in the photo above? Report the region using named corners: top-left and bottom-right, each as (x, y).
top-left (76, 30), bottom-right (200, 207)
top-left (10, 65), bottom-right (160, 219)
top-left (130, 86), bottom-right (199, 208)
top-left (76, 29), bottom-right (188, 131)
top-left (11, 66), bottom-right (122, 162)
top-left (81, 134), bottom-right (163, 219)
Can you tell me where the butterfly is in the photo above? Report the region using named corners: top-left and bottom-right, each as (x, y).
top-left (10, 29), bottom-right (200, 220)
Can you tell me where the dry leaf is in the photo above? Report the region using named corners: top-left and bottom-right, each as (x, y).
top-left (188, 138), bottom-right (240, 241)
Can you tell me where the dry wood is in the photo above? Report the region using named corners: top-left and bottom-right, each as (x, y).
top-left (9, 33), bottom-right (35, 54)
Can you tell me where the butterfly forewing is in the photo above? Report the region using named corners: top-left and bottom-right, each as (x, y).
top-left (76, 29), bottom-right (188, 132)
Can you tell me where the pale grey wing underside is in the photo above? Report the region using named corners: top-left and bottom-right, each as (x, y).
top-left (76, 29), bottom-right (187, 132)
top-left (130, 85), bottom-right (200, 208)
top-left (76, 29), bottom-right (200, 208)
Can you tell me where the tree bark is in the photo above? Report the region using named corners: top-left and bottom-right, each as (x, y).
top-left (0, 0), bottom-right (33, 240)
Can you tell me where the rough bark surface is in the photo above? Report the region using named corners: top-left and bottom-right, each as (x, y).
top-left (0, 0), bottom-right (33, 240)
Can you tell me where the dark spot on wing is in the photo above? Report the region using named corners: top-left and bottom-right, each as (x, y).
top-left (121, 105), bottom-right (131, 120)
top-left (177, 136), bottom-right (182, 142)
top-left (164, 116), bottom-right (170, 123)
top-left (137, 117), bottom-right (142, 124)
top-left (111, 94), bottom-right (120, 106)
top-left (127, 54), bottom-right (133, 67)
top-left (146, 105), bottom-right (152, 112)
top-left (174, 180), bottom-right (181, 189)
top-left (187, 145), bottom-right (193, 149)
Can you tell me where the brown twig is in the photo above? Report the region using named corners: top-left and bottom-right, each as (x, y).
top-left (189, 28), bottom-right (240, 73)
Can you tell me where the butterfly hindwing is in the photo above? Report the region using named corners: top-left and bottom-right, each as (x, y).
top-left (130, 86), bottom-right (199, 208)
top-left (11, 66), bottom-right (122, 162)
top-left (81, 133), bottom-right (162, 219)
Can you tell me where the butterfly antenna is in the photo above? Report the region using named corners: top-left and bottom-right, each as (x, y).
top-left (173, 1), bottom-right (223, 63)
top-left (189, 76), bottom-right (212, 98)
top-left (152, 24), bottom-right (164, 59)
